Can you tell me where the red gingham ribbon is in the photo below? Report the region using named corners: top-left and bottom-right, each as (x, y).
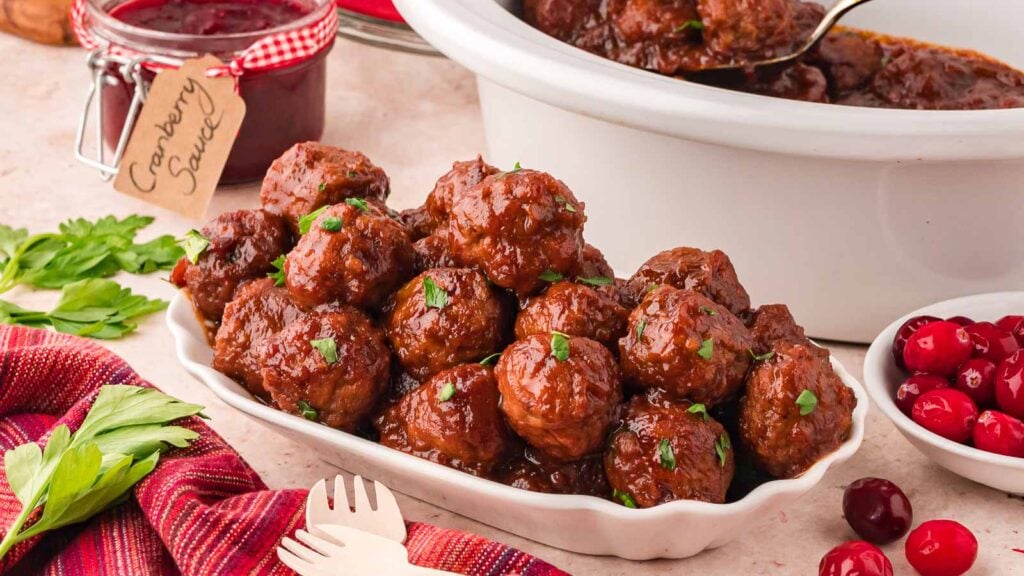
top-left (70, 0), bottom-right (338, 77)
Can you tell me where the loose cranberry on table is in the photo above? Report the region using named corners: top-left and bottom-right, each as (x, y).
top-left (896, 374), bottom-right (949, 416)
top-left (842, 478), bottom-right (912, 545)
top-left (964, 321), bottom-right (1020, 363)
top-left (973, 410), bottom-right (1024, 457)
top-left (995, 350), bottom-right (1024, 419)
top-left (902, 321), bottom-right (972, 378)
top-left (904, 520), bottom-right (978, 576)
top-left (995, 315), bottom-right (1024, 347)
top-left (892, 315), bottom-right (941, 369)
top-left (819, 541), bottom-right (893, 576)
top-left (912, 389), bottom-right (978, 443)
top-left (953, 358), bottom-right (996, 407)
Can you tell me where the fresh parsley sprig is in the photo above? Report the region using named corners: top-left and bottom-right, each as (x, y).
top-left (0, 385), bottom-right (203, 560)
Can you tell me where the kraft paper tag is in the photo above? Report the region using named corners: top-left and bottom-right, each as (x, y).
top-left (114, 55), bottom-right (246, 219)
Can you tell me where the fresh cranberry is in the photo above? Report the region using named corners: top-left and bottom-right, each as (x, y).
top-left (945, 315), bottom-right (975, 326)
top-left (954, 358), bottom-right (997, 407)
top-left (964, 322), bottom-right (1020, 363)
top-left (819, 541), bottom-right (893, 576)
top-left (912, 389), bottom-right (979, 443)
top-left (995, 315), bottom-right (1024, 347)
top-left (905, 520), bottom-right (977, 576)
top-left (842, 478), bottom-right (913, 545)
top-left (995, 350), bottom-right (1024, 419)
top-left (896, 374), bottom-right (949, 416)
top-left (892, 315), bottom-right (941, 369)
top-left (973, 410), bottom-right (1024, 457)
top-left (903, 321), bottom-right (973, 377)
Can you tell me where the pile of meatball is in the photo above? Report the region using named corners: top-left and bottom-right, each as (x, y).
top-left (172, 142), bottom-right (857, 508)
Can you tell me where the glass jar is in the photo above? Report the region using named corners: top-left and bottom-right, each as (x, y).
top-left (81, 0), bottom-right (336, 184)
top-left (335, 0), bottom-right (436, 55)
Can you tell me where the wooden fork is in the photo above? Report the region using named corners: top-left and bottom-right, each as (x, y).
top-left (277, 525), bottom-right (453, 576)
top-left (305, 474), bottom-right (408, 545)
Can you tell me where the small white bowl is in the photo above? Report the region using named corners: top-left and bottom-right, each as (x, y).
top-left (167, 293), bottom-right (869, 559)
top-left (863, 292), bottom-right (1024, 495)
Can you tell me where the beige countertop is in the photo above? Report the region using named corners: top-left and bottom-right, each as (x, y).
top-left (1, 33), bottom-right (1021, 576)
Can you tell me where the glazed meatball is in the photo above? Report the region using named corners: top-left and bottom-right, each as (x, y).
top-left (171, 209), bottom-right (291, 321)
top-left (747, 303), bottom-right (820, 355)
top-left (495, 334), bottom-right (621, 461)
top-left (815, 29), bottom-right (885, 94)
top-left (626, 246), bottom-right (751, 317)
top-left (605, 395), bottom-right (735, 507)
top-left (383, 268), bottom-right (510, 380)
top-left (285, 202), bottom-right (415, 311)
top-left (213, 278), bottom-right (304, 399)
top-left (515, 281), bottom-right (629, 351)
top-left (424, 156), bottom-right (500, 227)
top-left (449, 169), bottom-right (587, 298)
top-left (375, 364), bottom-right (514, 475)
top-left (619, 287), bottom-right (754, 406)
top-left (739, 342), bottom-right (856, 478)
top-left (412, 229), bottom-right (457, 272)
top-left (750, 62), bottom-right (830, 103)
top-left (260, 142), bottom-right (390, 232)
top-left (258, 309), bottom-right (390, 431)
top-left (499, 447), bottom-right (610, 497)
top-left (578, 243), bottom-right (615, 279)
top-left (398, 206), bottom-right (436, 240)
top-left (698, 0), bottom-right (821, 62)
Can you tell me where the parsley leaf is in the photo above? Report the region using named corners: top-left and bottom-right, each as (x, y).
top-left (298, 206), bottom-right (330, 235)
top-left (750, 349), bottom-right (775, 362)
top-left (423, 277), bottom-right (449, 309)
top-left (311, 338), bottom-right (339, 364)
top-left (479, 353), bottom-right (502, 366)
top-left (687, 403), bottom-right (709, 421)
top-left (636, 318), bottom-right (648, 340)
top-left (554, 195), bottom-right (577, 214)
top-left (439, 382), bottom-right (456, 402)
top-left (675, 19), bottom-right (705, 33)
top-left (539, 269), bottom-right (563, 283)
top-left (613, 489), bottom-right (637, 509)
top-left (715, 433), bottom-right (731, 468)
top-left (550, 331), bottom-right (570, 362)
top-left (700, 306), bottom-right (718, 316)
top-left (697, 338), bottom-right (714, 360)
top-left (268, 255), bottom-right (287, 287)
top-left (181, 229), bottom-right (209, 264)
top-left (318, 182), bottom-right (327, 192)
top-left (320, 217), bottom-right (342, 232)
top-left (578, 276), bottom-right (613, 287)
top-left (297, 400), bottom-right (318, 421)
top-left (796, 389), bottom-right (818, 416)
top-left (345, 198), bottom-right (370, 213)
top-left (658, 439), bottom-right (676, 471)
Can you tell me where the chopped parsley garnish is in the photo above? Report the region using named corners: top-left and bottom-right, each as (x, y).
top-left (423, 277), bottom-right (449, 309)
top-left (310, 337), bottom-right (338, 365)
top-left (550, 331), bottom-right (570, 362)
top-left (636, 318), bottom-right (648, 340)
top-left (796, 389), bottom-right (818, 416)
top-left (613, 489), bottom-right (637, 509)
top-left (687, 403), bottom-right (709, 421)
top-left (697, 338), bottom-right (714, 360)
top-left (439, 382), bottom-right (456, 402)
top-left (347, 170), bottom-right (358, 178)
top-left (675, 19), bottom-right (705, 33)
top-left (298, 206), bottom-right (329, 235)
top-left (539, 269), bottom-right (564, 282)
top-left (317, 182), bottom-right (327, 192)
top-left (345, 198), bottom-right (370, 213)
top-left (700, 306), bottom-right (718, 316)
top-left (715, 434), bottom-right (731, 468)
top-left (658, 439), bottom-right (677, 471)
top-left (297, 400), bottom-right (318, 421)
top-left (554, 195), bottom-right (577, 214)
top-left (479, 352), bottom-right (502, 366)
top-left (646, 284), bottom-right (660, 293)
top-left (320, 216), bottom-right (342, 232)
top-left (512, 161), bottom-right (522, 172)
top-left (181, 229), bottom-right (209, 264)
top-left (267, 255), bottom-right (287, 287)
top-left (750, 349), bottom-right (775, 362)
top-left (578, 276), bottom-right (614, 287)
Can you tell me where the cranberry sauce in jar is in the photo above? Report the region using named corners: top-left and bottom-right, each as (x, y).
top-left (91, 0), bottom-right (333, 183)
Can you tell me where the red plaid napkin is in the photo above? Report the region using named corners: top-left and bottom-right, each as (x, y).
top-left (0, 326), bottom-right (569, 576)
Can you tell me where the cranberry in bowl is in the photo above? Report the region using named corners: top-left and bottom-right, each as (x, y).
top-left (864, 292), bottom-right (1024, 495)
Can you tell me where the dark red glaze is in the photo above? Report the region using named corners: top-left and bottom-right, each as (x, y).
top-left (842, 477), bottom-right (912, 545)
top-left (110, 0), bottom-right (309, 34)
top-left (995, 315), bottom-right (1024, 347)
top-left (911, 389), bottom-right (978, 443)
top-left (972, 410), bottom-right (1024, 458)
top-left (995, 350), bottom-right (1024, 419)
top-left (964, 322), bottom-right (1020, 364)
top-left (819, 541), bottom-right (894, 576)
top-left (626, 246), bottom-right (751, 317)
top-left (895, 374), bottom-right (949, 416)
top-left (954, 358), bottom-right (997, 407)
top-left (902, 321), bottom-right (972, 378)
top-left (904, 520), bottom-right (978, 576)
top-left (891, 315), bottom-right (941, 370)
top-left (515, 281), bottom-right (629, 352)
top-left (945, 315), bottom-right (975, 327)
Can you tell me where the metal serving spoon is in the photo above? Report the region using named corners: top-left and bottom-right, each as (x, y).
top-left (694, 0), bottom-right (876, 76)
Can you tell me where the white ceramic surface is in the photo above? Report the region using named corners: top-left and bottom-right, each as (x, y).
top-left (392, 0), bottom-right (1024, 343)
top-left (168, 293), bottom-right (869, 560)
top-left (863, 292), bottom-right (1024, 495)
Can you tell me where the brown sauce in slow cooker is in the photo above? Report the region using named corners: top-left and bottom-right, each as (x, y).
top-left (523, 0), bottom-right (1024, 110)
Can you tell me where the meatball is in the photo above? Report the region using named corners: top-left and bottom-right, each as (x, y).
top-left (260, 142), bottom-right (390, 233)
top-left (626, 246), bottom-right (751, 317)
top-left (619, 287), bottom-right (754, 406)
top-left (412, 229), bottom-right (457, 272)
top-left (522, 0), bottom-right (595, 42)
top-left (213, 278), bottom-right (304, 399)
top-left (747, 303), bottom-right (823, 356)
top-left (605, 395), bottom-right (735, 507)
top-left (750, 62), bottom-right (830, 103)
top-left (578, 243), bottom-right (615, 279)
top-left (515, 281), bottom-right (629, 351)
top-left (739, 342), bottom-right (856, 478)
top-left (375, 364), bottom-right (513, 475)
top-left (495, 334), bottom-right (621, 461)
top-left (171, 209), bottom-right (291, 321)
top-left (449, 169), bottom-right (587, 298)
top-left (398, 206), bottom-right (436, 240)
top-left (425, 156), bottom-right (500, 226)
top-left (815, 29), bottom-right (885, 94)
top-left (258, 309), bottom-right (390, 431)
top-left (698, 0), bottom-right (820, 62)
top-left (499, 447), bottom-right (610, 497)
top-left (285, 202), bottom-right (415, 311)
top-left (383, 268), bottom-right (510, 380)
